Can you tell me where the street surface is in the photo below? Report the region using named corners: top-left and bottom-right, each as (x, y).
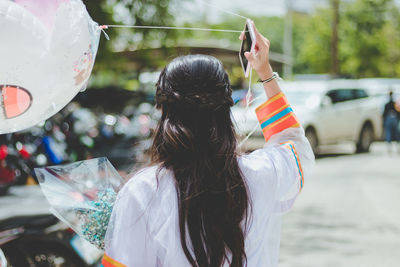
top-left (280, 142), bottom-right (400, 267)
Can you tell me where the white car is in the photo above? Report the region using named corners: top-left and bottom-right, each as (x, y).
top-left (232, 80), bottom-right (383, 154)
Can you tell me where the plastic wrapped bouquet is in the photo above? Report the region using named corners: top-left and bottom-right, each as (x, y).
top-left (35, 157), bottom-right (124, 250)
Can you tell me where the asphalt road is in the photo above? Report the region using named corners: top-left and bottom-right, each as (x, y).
top-left (279, 142), bottom-right (400, 267)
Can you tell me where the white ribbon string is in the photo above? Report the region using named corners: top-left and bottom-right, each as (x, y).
top-left (238, 122), bottom-right (259, 148)
top-left (247, 95), bottom-right (263, 106)
top-left (103, 25), bottom-right (244, 33)
top-left (100, 27), bottom-right (110, 40)
top-left (245, 68), bottom-right (253, 111)
top-left (238, 68), bottom-right (257, 148)
top-left (102, 1), bottom-right (248, 33)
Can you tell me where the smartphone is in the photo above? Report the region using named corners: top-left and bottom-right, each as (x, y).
top-left (239, 19), bottom-right (256, 78)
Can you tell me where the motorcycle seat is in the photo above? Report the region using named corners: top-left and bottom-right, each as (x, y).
top-left (0, 214), bottom-right (58, 231)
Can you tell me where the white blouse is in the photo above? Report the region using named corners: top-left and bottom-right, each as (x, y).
top-left (102, 92), bottom-right (315, 267)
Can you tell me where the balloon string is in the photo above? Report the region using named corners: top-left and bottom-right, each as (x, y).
top-left (238, 122), bottom-right (259, 148)
top-left (100, 26), bottom-right (110, 40)
top-left (247, 95), bottom-right (263, 106)
top-left (245, 69), bottom-right (252, 110)
top-left (102, 24), bottom-right (244, 33)
top-left (238, 68), bottom-right (257, 148)
top-left (100, 3), bottom-right (247, 35)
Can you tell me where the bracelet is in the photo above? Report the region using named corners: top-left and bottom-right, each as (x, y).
top-left (257, 72), bottom-right (280, 84)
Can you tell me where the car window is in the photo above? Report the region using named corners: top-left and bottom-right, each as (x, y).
top-left (353, 89), bottom-right (368, 99)
top-left (326, 89), bottom-right (354, 103)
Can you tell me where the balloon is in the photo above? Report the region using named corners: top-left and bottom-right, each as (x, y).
top-left (14, 0), bottom-right (69, 31)
top-left (0, 0), bottom-right (101, 134)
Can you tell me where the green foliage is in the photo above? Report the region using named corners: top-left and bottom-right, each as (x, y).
top-left (293, 0), bottom-right (400, 78)
top-left (339, 0), bottom-right (391, 77)
top-left (293, 9), bottom-right (332, 74)
top-left (112, 0), bottom-right (176, 50)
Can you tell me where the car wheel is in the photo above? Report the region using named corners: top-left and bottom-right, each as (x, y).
top-left (356, 124), bottom-right (373, 153)
top-left (305, 128), bottom-right (318, 155)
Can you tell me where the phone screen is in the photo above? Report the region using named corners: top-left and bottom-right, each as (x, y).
top-left (239, 24), bottom-right (253, 75)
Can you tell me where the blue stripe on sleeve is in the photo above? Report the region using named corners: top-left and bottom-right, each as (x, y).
top-left (260, 107), bottom-right (294, 129)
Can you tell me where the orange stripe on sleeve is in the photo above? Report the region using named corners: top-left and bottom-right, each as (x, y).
top-left (255, 92), bottom-right (284, 112)
top-left (256, 98), bottom-right (288, 122)
top-left (101, 253), bottom-right (127, 267)
top-left (255, 92), bottom-right (300, 142)
top-left (262, 115), bottom-right (300, 142)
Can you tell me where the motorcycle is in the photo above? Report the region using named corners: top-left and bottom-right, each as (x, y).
top-left (0, 142), bottom-right (32, 194)
top-left (0, 186), bottom-right (103, 267)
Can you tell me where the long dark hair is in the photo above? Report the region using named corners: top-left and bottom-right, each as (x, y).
top-left (150, 55), bottom-right (250, 267)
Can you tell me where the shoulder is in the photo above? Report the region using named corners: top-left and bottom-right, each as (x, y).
top-left (122, 166), bottom-right (159, 191)
top-left (116, 165), bottom-right (175, 212)
top-left (116, 166), bottom-right (161, 208)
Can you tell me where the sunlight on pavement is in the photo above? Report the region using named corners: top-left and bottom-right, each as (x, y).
top-left (280, 142), bottom-right (400, 267)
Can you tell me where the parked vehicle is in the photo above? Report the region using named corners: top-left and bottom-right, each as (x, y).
top-left (0, 186), bottom-right (103, 267)
top-left (232, 80), bottom-right (383, 154)
top-left (0, 135), bottom-right (33, 192)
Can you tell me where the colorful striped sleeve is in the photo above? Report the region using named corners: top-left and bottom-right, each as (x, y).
top-left (255, 92), bottom-right (300, 142)
top-left (101, 253), bottom-right (127, 267)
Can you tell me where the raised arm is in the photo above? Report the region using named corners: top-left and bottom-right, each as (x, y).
top-left (240, 23), bottom-right (315, 214)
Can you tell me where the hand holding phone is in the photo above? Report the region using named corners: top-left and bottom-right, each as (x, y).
top-left (239, 20), bottom-right (272, 80)
top-left (239, 19), bottom-right (256, 78)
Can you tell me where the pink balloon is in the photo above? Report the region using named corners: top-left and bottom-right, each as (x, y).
top-left (14, 0), bottom-right (69, 31)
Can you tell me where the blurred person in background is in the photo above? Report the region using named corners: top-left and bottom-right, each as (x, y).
top-left (383, 91), bottom-right (400, 153)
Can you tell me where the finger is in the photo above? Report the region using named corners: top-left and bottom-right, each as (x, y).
top-left (239, 31), bottom-right (245, 40)
top-left (251, 21), bottom-right (264, 44)
top-left (244, 51), bottom-right (255, 64)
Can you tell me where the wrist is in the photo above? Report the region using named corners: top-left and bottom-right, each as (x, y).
top-left (258, 72), bottom-right (279, 84)
top-left (256, 64), bottom-right (273, 80)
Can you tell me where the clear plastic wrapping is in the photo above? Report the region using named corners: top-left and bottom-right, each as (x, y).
top-left (35, 158), bottom-right (124, 250)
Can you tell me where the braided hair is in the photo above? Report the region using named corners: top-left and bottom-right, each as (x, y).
top-left (151, 55), bottom-right (250, 267)
top-left (155, 56), bottom-right (234, 112)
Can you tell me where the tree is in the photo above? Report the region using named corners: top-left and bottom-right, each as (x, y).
top-left (339, 0), bottom-right (393, 77)
top-left (292, 0), bottom-right (400, 78)
top-left (293, 9), bottom-right (333, 74)
top-left (82, 0), bottom-right (175, 87)
top-left (331, 0), bottom-right (340, 76)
